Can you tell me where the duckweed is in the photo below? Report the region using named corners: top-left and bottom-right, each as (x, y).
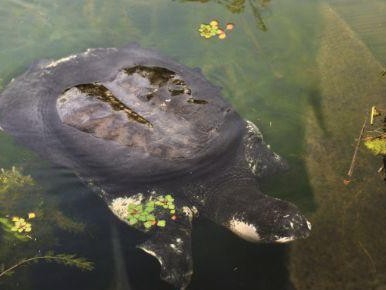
top-left (126, 194), bottom-right (177, 230)
top-left (198, 20), bottom-right (234, 40)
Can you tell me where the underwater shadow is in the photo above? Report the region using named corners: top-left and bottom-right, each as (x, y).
top-left (307, 88), bottom-right (329, 136)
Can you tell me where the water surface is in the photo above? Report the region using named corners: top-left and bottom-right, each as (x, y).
top-left (0, 0), bottom-right (385, 289)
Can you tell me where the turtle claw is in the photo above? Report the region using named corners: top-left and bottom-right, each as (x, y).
top-left (137, 222), bottom-right (193, 289)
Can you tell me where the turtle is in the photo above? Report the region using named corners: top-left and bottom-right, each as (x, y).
top-left (0, 44), bottom-right (311, 289)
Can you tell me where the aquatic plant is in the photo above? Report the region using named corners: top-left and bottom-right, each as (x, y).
top-left (51, 210), bottom-right (86, 233)
top-left (10, 216), bottom-right (32, 233)
top-left (0, 166), bottom-right (34, 194)
top-left (0, 166), bottom-right (84, 239)
top-left (0, 165), bottom-right (94, 285)
top-left (186, 0), bottom-right (270, 31)
top-left (0, 253), bottom-right (94, 279)
top-left (364, 138), bottom-right (386, 156)
top-left (0, 167), bottom-right (37, 239)
top-left (155, 194), bottom-right (175, 212)
top-left (198, 23), bottom-right (219, 38)
top-left (0, 217), bottom-right (29, 242)
top-left (127, 202), bottom-right (156, 228)
top-left (127, 194), bottom-right (177, 229)
top-left (364, 106), bottom-right (386, 156)
top-left (198, 20), bottom-right (233, 39)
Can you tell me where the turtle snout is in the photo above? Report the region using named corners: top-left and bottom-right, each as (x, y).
top-left (274, 213), bottom-right (311, 243)
top-left (253, 197), bottom-right (311, 243)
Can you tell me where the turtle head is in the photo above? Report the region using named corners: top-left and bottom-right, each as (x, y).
top-left (221, 193), bottom-right (311, 243)
top-left (243, 120), bottom-right (289, 178)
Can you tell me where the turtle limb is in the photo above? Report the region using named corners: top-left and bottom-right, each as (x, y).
top-left (137, 212), bottom-right (193, 290)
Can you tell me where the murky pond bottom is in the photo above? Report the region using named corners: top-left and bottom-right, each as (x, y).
top-left (0, 0), bottom-right (385, 290)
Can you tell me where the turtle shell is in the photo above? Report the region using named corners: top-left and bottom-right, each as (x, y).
top-left (0, 44), bottom-right (244, 191)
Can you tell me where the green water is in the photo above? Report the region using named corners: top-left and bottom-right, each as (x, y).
top-left (0, 0), bottom-right (385, 289)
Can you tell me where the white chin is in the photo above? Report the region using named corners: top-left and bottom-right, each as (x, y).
top-left (227, 218), bottom-right (261, 242)
top-left (275, 236), bottom-right (296, 243)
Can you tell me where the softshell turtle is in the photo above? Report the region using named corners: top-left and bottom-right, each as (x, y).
top-left (0, 44), bottom-right (311, 289)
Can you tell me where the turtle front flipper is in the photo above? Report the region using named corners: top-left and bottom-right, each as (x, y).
top-left (137, 210), bottom-right (193, 290)
top-left (107, 192), bottom-right (195, 288)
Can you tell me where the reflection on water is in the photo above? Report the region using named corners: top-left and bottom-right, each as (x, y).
top-left (0, 0), bottom-right (385, 289)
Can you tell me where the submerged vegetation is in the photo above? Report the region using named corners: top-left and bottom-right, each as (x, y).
top-left (0, 166), bottom-right (34, 194)
top-left (0, 167), bottom-right (35, 240)
top-left (0, 253), bottom-right (93, 279)
top-left (364, 106), bottom-right (386, 156)
top-left (363, 106), bottom-right (386, 178)
top-left (0, 166), bottom-right (93, 285)
top-left (364, 138), bottom-right (386, 155)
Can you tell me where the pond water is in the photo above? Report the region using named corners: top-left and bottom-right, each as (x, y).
top-left (0, 0), bottom-right (385, 289)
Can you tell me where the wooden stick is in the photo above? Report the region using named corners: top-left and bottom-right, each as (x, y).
top-left (347, 118), bottom-right (367, 177)
top-left (370, 106), bottom-right (376, 125)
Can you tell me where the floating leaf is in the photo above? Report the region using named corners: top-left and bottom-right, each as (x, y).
top-left (138, 215), bottom-right (147, 222)
top-left (126, 194), bottom-right (177, 229)
top-left (157, 220), bottom-right (166, 227)
top-left (28, 213), bottom-right (36, 219)
top-left (168, 204), bottom-right (175, 210)
top-left (226, 23), bottom-right (235, 30)
top-left (165, 195), bottom-right (174, 202)
top-left (198, 20), bottom-right (234, 39)
top-left (210, 20), bottom-right (219, 27)
top-left (219, 33), bottom-right (226, 39)
top-left (144, 221), bottom-right (153, 229)
top-left (147, 214), bottom-right (155, 221)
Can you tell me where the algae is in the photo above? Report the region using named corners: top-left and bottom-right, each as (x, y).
top-left (364, 138), bottom-right (386, 155)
